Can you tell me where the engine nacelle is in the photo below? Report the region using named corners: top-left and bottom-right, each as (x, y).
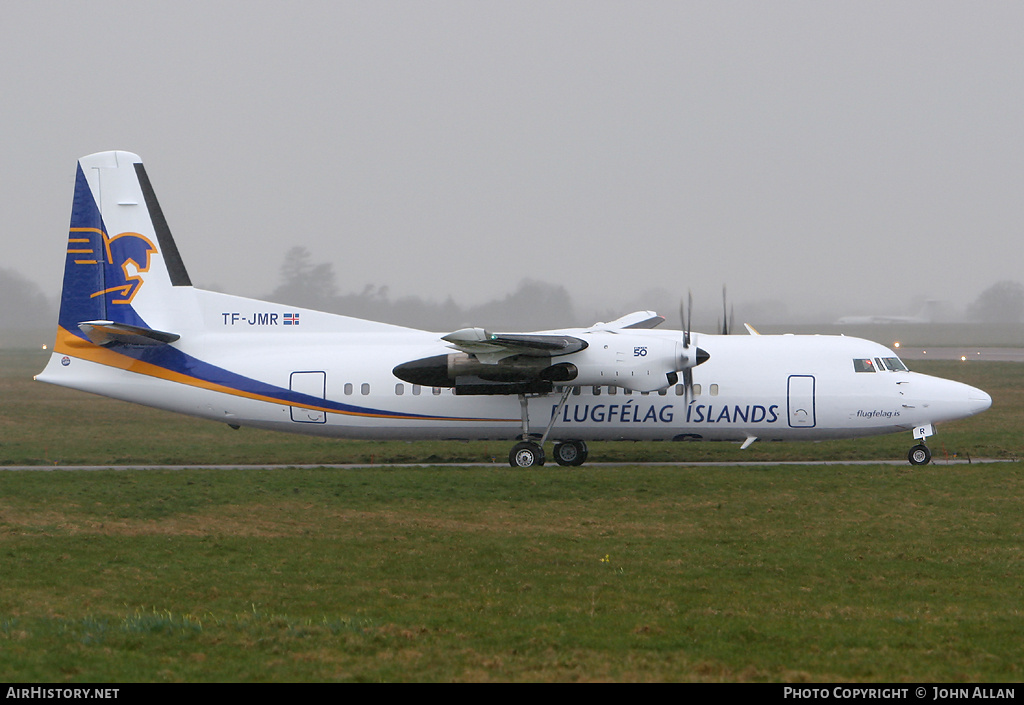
top-left (565, 334), bottom-right (707, 393)
top-left (393, 353), bottom-right (579, 395)
top-left (392, 333), bottom-right (708, 395)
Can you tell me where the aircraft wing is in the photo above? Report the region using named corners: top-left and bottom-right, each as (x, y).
top-left (441, 328), bottom-right (588, 363)
top-left (439, 310), bottom-right (663, 363)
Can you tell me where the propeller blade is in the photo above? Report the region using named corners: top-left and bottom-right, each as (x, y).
top-left (718, 285), bottom-right (736, 335)
top-left (682, 291), bottom-right (692, 347)
top-left (721, 285), bottom-right (730, 335)
top-left (679, 291), bottom-right (694, 400)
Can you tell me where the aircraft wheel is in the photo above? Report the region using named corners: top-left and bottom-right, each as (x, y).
top-left (509, 441), bottom-right (545, 468)
top-left (553, 440), bottom-right (588, 467)
top-left (908, 444), bottom-right (931, 466)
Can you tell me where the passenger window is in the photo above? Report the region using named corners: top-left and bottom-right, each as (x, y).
top-left (432, 387), bottom-right (442, 395)
top-left (395, 383), bottom-right (404, 395)
top-left (693, 384), bottom-right (701, 396)
top-left (608, 386), bottom-right (617, 395)
top-left (412, 385), bottom-right (421, 395)
top-left (709, 384), bottom-right (719, 396)
top-left (344, 383), bottom-right (353, 395)
top-left (853, 358), bottom-right (876, 373)
top-left (593, 386), bottom-right (602, 395)
top-left (360, 383), bottom-right (370, 395)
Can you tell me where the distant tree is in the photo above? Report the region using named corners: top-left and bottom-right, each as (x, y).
top-left (266, 246), bottom-right (339, 310)
top-left (262, 247), bottom-right (582, 331)
top-left (967, 281), bottom-right (1024, 323)
top-left (465, 279), bottom-right (576, 330)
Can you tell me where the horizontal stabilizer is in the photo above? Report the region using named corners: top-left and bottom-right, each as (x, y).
top-left (591, 310), bottom-right (665, 330)
top-left (78, 320), bottom-right (180, 347)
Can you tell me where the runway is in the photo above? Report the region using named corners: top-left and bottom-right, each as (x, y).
top-left (896, 346), bottom-right (1024, 362)
top-left (2, 458), bottom-right (1016, 471)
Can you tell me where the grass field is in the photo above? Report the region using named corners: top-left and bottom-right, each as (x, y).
top-left (1, 349), bottom-right (1023, 682)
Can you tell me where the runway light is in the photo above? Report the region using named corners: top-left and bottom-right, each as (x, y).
top-left (893, 341), bottom-right (901, 348)
top-left (961, 356), bottom-right (967, 362)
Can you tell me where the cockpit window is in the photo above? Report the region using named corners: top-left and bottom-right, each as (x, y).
top-left (855, 356), bottom-right (908, 373)
top-left (853, 358), bottom-right (876, 372)
top-left (882, 357), bottom-right (908, 372)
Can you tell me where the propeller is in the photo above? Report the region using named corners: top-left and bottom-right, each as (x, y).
top-left (677, 291), bottom-right (701, 404)
top-left (680, 291), bottom-right (693, 348)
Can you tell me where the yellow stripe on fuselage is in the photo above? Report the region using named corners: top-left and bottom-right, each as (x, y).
top-left (52, 327), bottom-right (508, 423)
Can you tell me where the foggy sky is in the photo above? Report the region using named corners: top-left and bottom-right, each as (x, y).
top-left (4, 1), bottom-right (1023, 326)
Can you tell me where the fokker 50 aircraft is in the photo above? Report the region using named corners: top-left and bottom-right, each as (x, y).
top-left (37, 152), bottom-right (992, 467)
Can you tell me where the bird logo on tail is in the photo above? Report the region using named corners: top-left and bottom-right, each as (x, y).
top-left (68, 228), bottom-right (157, 305)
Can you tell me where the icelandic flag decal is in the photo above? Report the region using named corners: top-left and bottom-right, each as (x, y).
top-left (284, 313), bottom-right (300, 326)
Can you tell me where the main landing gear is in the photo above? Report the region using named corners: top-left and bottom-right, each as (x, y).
top-left (508, 439), bottom-right (589, 468)
top-left (510, 441), bottom-right (544, 468)
top-left (507, 390), bottom-right (589, 468)
top-left (553, 439), bottom-right (589, 466)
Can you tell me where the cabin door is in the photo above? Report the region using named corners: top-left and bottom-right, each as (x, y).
top-left (787, 375), bottom-right (816, 428)
top-left (290, 371), bottom-right (327, 423)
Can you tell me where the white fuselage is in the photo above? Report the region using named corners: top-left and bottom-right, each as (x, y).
top-left (38, 294), bottom-right (992, 446)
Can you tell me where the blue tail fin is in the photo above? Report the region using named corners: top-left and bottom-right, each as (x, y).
top-left (57, 151), bottom-right (191, 343)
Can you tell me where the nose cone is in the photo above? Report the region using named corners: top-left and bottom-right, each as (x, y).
top-left (967, 385), bottom-right (992, 416)
top-left (905, 373), bottom-right (992, 424)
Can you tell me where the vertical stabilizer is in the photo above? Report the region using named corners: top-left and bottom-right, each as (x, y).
top-left (57, 151), bottom-right (191, 343)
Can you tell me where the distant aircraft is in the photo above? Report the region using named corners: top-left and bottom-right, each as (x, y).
top-left (36, 152), bottom-right (992, 467)
top-left (835, 302), bottom-right (938, 325)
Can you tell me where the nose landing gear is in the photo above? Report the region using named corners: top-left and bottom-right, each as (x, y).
top-left (908, 423), bottom-right (935, 465)
top-left (908, 443), bottom-right (931, 466)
